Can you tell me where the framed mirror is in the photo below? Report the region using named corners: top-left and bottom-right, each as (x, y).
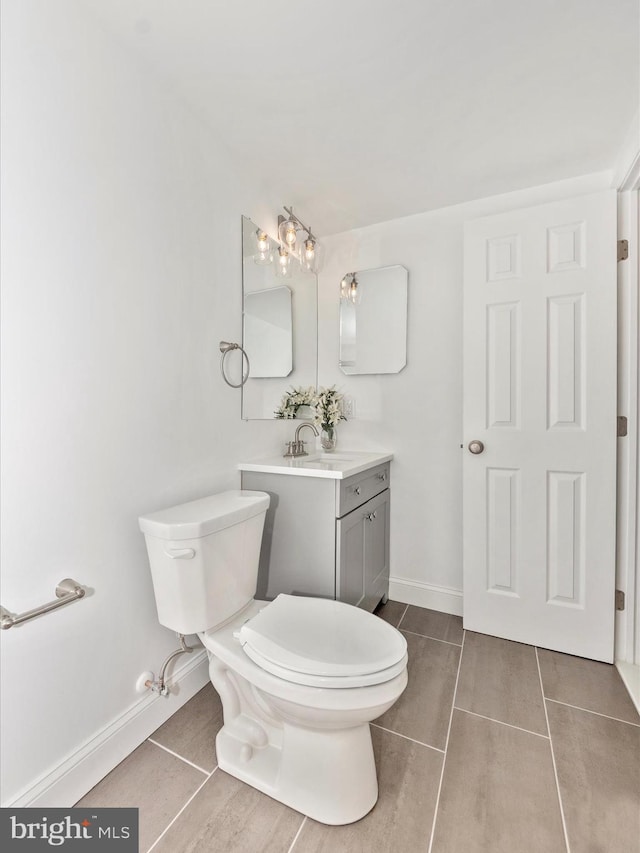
top-left (339, 264), bottom-right (408, 375)
top-left (241, 216), bottom-right (318, 419)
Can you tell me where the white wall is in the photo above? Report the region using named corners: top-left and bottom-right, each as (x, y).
top-left (0, 0), bottom-right (290, 806)
top-left (318, 172), bottom-right (613, 613)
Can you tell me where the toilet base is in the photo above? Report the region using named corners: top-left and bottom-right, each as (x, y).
top-left (216, 720), bottom-right (378, 825)
top-left (216, 723), bottom-right (378, 825)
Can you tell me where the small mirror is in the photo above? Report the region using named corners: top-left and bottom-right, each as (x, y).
top-left (339, 264), bottom-right (408, 375)
top-left (241, 216), bottom-right (318, 419)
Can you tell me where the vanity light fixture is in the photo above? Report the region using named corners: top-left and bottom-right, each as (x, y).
top-left (277, 206), bottom-right (322, 273)
top-left (340, 272), bottom-right (360, 304)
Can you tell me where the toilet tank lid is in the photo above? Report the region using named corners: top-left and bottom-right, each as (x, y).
top-left (138, 490), bottom-right (270, 540)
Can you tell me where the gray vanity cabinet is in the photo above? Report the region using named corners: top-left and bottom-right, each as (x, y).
top-left (241, 462), bottom-right (390, 611)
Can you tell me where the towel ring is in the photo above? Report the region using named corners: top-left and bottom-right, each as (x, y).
top-left (219, 341), bottom-right (250, 388)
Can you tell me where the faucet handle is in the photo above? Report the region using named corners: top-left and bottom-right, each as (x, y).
top-left (283, 440), bottom-right (309, 458)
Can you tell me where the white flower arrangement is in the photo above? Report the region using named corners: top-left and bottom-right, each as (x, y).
top-left (274, 386), bottom-right (316, 419)
top-left (274, 385), bottom-right (347, 433)
top-left (312, 386), bottom-right (346, 433)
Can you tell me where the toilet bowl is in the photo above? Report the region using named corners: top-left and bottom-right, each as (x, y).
top-left (139, 490), bottom-right (408, 825)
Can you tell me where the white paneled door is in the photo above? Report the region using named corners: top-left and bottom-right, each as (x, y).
top-left (463, 191), bottom-right (617, 662)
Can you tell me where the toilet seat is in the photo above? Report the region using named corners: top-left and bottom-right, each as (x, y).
top-left (239, 594), bottom-right (408, 689)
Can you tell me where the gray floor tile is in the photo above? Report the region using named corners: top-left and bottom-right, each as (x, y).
top-left (538, 648), bottom-right (640, 724)
top-left (150, 683), bottom-right (222, 772)
top-left (375, 632), bottom-right (460, 749)
top-left (374, 599), bottom-right (407, 628)
top-left (432, 710), bottom-right (566, 853)
top-left (294, 726), bottom-right (442, 852)
top-left (546, 700), bottom-right (640, 853)
top-left (455, 631), bottom-right (547, 735)
top-left (75, 741), bottom-right (206, 853)
top-left (399, 606), bottom-right (463, 645)
top-left (152, 768), bottom-right (303, 853)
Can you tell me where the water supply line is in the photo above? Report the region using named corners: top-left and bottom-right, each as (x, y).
top-left (145, 633), bottom-right (195, 696)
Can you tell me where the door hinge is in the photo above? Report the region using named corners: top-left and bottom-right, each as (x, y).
top-left (615, 589), bottom-right (625, 611)
top-left (617, 239), bottom-right (629, 261)
top-left (618, 416), bottom-right (628, 437)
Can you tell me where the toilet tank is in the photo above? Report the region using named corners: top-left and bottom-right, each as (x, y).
top-left (139, 490), bottom-right (270, 634)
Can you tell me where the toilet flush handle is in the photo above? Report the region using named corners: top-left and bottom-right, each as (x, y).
top-left (164, 547), bottom-right (196, 560)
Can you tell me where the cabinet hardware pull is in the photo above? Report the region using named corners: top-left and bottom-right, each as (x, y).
top-left (377, 473), bottom-right (387, 481)
top-left (354, 486), bottom-right (361, 495)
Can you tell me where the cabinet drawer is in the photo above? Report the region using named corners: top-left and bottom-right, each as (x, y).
top-left (337, 462), bottom-right (390, 518)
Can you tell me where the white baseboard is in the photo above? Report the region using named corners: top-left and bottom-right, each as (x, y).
top-left (388, 577), bottom-right (463, 617)
top-left (616, 660), bottom-right (640, 716)
top-left (3, 649), bottom-right (210, 809)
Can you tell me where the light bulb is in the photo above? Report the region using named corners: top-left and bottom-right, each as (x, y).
top-left (275, 245), bottom-right (291, 277)
top-left (285, 221), bottom-right (297, 246)
top-left (304, 238), bottom-right (315, 261)
top-left (256, 229), bottom-right (269, 252)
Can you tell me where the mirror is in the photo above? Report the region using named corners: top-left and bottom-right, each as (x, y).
top-left (241, 216), bottom-right (318, 419)
top-left (243, 286), bottom-right (292, 377)
top-left (339, 264), bottom-right (408, 374)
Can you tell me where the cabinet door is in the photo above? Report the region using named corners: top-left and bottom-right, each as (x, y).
top-left (336, 508), bottom-right (366, 607)
top-left (362, 490), bottom-right (390, 611)
top-left (336, 490), bottom-right (390, 610)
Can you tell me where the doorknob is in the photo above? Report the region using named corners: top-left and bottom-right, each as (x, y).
top-left (468, 440), bottom-right (485, 455)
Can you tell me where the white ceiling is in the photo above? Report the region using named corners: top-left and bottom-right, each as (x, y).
top-left (84, 0), bottom-right (639, 235)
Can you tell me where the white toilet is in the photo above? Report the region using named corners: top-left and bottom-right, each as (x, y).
top-left (139, 489), bottom-right (408, 825)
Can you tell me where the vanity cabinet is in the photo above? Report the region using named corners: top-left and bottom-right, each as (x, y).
top-left (240, 461), bottom-right (390, 612)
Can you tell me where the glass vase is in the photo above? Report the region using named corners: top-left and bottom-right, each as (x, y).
top-left (320, 426), bottom-right (337, 452)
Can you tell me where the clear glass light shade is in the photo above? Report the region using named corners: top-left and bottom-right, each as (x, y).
top-left (274, 246), bottom-right (292, 278)
top-left (301, 236), bottom-right (323, 273)
top-left (340, 273), bottom-right (360, 303)
top-left (278, 216), bottom-right (299, 252)
top-left (256, 229), bottom-right (269, 252)
top-left (254, 249), bottom-right (273, 265)
top-left (253, 229), bottom-right (273, 265)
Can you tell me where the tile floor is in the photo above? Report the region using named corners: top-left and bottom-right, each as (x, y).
top-left (77, 601), bottom-right (640, 852)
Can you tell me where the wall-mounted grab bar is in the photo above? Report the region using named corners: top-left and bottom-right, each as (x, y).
top-left (0, 578), bottom-right (86, 630)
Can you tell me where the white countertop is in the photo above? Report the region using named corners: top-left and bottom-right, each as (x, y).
top-left (238, 450), bottom-right (393, 480)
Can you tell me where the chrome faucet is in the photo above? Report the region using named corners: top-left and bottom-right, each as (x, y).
top-left (283, 423), bottom-right (319, 458)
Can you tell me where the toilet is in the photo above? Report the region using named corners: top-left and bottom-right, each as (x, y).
top-left (139, 489), bottom-right (408, 825)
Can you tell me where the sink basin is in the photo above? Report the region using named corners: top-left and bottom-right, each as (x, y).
top-left (299, 459), bottom-right (351, 470)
